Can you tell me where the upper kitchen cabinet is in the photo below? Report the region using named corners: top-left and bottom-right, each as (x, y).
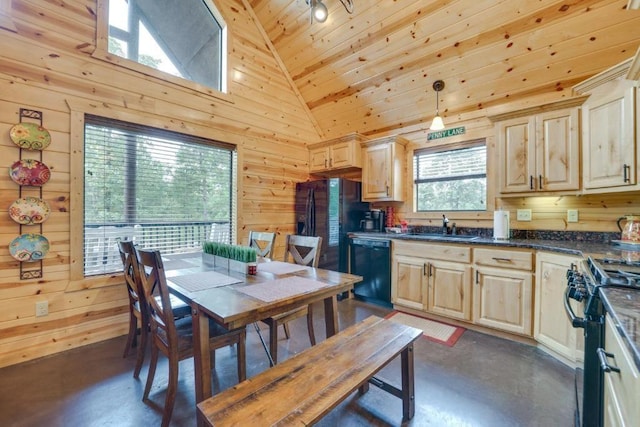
top-left (574, 58), bottom-right (640, 194)
top-left (490, 98), bottom-right (584, 195)
top-left (308, 133), bottom-right (366, 175)
top-left (361, 136), bottom-right (408, 202)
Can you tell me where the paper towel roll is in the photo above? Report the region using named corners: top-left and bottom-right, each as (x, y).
top-left (493, 210), bottom-right (510, 240)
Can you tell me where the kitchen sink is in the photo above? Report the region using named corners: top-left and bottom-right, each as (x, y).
top-left (410, 233), bottom-right (480, 241)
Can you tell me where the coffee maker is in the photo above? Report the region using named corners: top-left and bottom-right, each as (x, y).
top-left (360, 209), bottom-right (385, 232)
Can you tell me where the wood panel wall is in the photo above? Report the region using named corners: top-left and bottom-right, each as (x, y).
top-left (0, 0), bottom-right (318, 368)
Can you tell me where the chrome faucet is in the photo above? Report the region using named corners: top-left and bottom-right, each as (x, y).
top-left (442, 214), bottom-right (449, 235)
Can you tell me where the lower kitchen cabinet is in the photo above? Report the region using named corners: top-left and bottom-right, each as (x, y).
top-left (534, 251), bottom-right (583, 363)
top-left (391, 241), bottom-right (471, 320)
top-left (393, 254), bottom-right (428, 311)
top-left (473, 248), bottom-right (534, 336)
top-left (603, 315), bottom-right (640, 427)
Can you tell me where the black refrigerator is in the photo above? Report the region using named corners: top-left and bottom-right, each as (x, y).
top-left (295, 178), bottom-right (369, 272)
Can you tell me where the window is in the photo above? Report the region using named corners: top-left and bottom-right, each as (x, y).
top-left (414, 141), bottom-right (486, 211)
top-left (106, 0), bottom-right (226, 92)
top-left (84, 115), bottom-right (236, 276)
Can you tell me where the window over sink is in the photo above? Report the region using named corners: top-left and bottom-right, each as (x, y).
top-left (413, 139), bottom-right (487, 211)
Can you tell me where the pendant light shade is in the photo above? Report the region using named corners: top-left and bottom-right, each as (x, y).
top-left (429, 80), bottom-right (446, 131)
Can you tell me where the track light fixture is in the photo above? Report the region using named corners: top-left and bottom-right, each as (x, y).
top-left (305, 0), bottom-right (354, 24)
top-left (430, 80), bottom-right (445, 131)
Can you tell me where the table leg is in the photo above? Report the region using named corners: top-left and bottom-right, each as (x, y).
top-left (323, 295), bottom-right (338, 337)
top-left (401, 343), bottom-right (416, 421)
top-left (192, 307), bottom-right (212, 403)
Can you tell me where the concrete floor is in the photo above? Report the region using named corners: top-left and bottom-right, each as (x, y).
top-left (0, 299), bottom-right (575, 426)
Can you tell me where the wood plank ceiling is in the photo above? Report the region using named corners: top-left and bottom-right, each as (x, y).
top-left (248, 0), bottom-right (640, 143)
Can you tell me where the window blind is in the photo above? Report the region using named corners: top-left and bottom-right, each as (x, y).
top-left (83, 115), bottom-right (236, 276)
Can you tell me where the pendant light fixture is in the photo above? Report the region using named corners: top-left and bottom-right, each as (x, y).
top-left (430, 80), bottom-right (445, 131)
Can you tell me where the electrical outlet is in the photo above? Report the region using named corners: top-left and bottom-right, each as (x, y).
top-left (516, 209), bottom-right (532, 221)
top-left (35, 301), bottom-right (48, 317)
top-left (567, 209), bottom-right (579, 223)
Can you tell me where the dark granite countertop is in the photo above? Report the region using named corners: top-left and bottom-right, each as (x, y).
top-left (349, 230), bottom-right (640, 369)
top-left (600, 289), bottom-right (640, 372)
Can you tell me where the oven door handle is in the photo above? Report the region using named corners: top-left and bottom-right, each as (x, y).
top-left (564, 286), bottom-right (587, 328)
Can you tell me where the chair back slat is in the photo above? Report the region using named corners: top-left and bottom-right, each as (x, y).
top-left (136, 249), bottom-right (177, 352)
top-left (118, 240), bottom-right (144, 309)
top-left (249, 231), bottom-right (276, 259)
top-left (284, 235), bottom-right (322, 267)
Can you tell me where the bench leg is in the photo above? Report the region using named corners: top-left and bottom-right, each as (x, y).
top-left (401, 343), bottom-right (415, 421)
top-left (358, 382), bottom-right (370, 395)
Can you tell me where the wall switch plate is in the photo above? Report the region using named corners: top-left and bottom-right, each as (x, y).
top-left (516, 209), bottom-right (532, 221)
top-left (35, 301), bottom-right (48, 317)
top-left (567, 209), bottom-right (579, 223)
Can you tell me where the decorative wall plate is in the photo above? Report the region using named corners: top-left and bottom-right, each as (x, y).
top-left (9, 197), bottom-right (51, 225)
top-left (9, 233), bottom-right (50, 262)
top-left (9, 122), bottom-right (51, 150)
top-left (9, 159), bottom-right (51, 186)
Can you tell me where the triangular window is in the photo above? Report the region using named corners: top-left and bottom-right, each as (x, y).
top-left (105, 0), bottom-right (226, 92)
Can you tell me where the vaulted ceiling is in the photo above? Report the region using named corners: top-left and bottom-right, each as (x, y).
top-left (248, 0), bottom-right (640, 143)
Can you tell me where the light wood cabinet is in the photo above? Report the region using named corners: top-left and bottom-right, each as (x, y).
top-left (534, 252), bottom-right (583, 364)
top-left (603, 315), bottom-right (640, 426)
top-left (308, 133), bottom-right (365, 175)
top-left (495, 106), bottom-right (580, 194)
top-left (574, 59), bottom-right (639, 193)
top-left (392, 241), bottom-right (471, 321)
top-left (472, 248), bottom-right (534, 336)
top-left (361, 136), bottom-right (407, 202)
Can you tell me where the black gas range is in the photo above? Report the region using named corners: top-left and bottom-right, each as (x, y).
top-left (565, 256), bottom-right (640, 427)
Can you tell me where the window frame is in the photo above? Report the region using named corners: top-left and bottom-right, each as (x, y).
top-left (67, 100), bottom-right (240, 289)
top-left (93, 0), bottom-right (231, 101)
top-left (412, 138), bottom-right (488, 213)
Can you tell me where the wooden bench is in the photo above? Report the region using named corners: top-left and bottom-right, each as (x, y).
top-left (197, 315), bottom-right (422, 426)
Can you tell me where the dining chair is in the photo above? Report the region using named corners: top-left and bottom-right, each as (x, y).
top-left (261, 234), bottom-right (322, 365)
top-left (118, 240), bottom-right (190, 379)
top-left (135, 248), bottom-right (247, 427)
top-left (248, 230), bottom-right (276, 259)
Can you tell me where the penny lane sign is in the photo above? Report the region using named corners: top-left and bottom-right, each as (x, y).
top-left (427, 126), bottom-right (465, 141)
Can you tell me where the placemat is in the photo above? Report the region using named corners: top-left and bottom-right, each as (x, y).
top-left (162, 259), bottom-right (196, 271)
top-left (236, 276), bottom-right (329, 302)
top-left (169, 271), bottom-right (242, 292)
top-left (257, 261), bottom-right (309, 275)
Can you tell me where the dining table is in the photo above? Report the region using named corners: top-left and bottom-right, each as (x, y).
top-left (161, 253), bottom-right (363, 422)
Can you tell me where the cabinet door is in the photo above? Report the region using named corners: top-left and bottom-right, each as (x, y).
top-left (309, 147), bottom-right (329, 173)
top-left (537, 108), bottom-right (580, 191)
top-left (392, 254), bottom-right (427, 310)
top-left (497, 117), bottom-right (536, 193)
top-left (473, 266), bottom-right (533, 336)
top-left (534, 252), bottom-right (582, 362)
top-left (329, 142), bottom-right (355, 169)
top-left (582, 82), bottom-right (636, 190)
top-left (362, 143), bottom-right (392, 200)
top-left (427, 260), bottom-right (472, 321)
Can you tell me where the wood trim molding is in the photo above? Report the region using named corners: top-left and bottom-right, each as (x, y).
top-left (487, 96), bottom-right (589, 122)
top-left (572, 57), bottom-right (634, 94)
top-left (627, 46), bottom-right (640, 81)
top-left (307, 132), bottom-right (368, 149)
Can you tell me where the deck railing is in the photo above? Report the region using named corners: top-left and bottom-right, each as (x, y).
top-left (84, 221), bottom-right (231, 276)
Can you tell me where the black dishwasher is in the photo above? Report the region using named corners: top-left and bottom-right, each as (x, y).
top-left (349, 238), bottom-right (392, 308)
